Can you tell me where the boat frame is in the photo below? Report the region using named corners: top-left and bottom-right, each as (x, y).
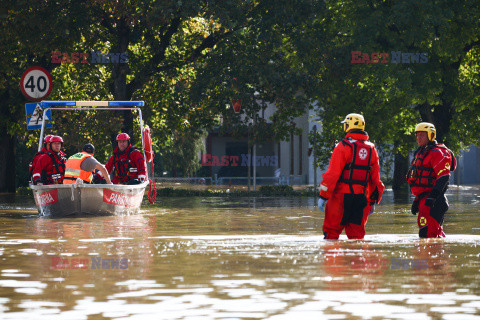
top-left (30, 100), bottom-right (151, 217)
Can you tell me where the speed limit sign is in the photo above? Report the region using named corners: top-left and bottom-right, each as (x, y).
top-left (20, 67), bottom-right (53, 101)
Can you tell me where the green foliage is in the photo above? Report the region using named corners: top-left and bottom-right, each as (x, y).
top-left (154, 185), bottom-right (314, 197)
top-left (258, 185), bottom-right (294, 195)
top-left (161, 128), bottom-right (206, 177)
top-left (306, 0), bottom-right (480, 182)
top-left (2, 0), bottom-right (480, 191)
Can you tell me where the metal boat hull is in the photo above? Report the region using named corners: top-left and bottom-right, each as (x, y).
top-left (30, 182), bottom-right (148, 217)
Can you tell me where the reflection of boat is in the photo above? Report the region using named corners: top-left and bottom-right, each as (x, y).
top-left (31, 182), bottom-right (148, 216)
top-left (29, 100), bottom-right (155, 217)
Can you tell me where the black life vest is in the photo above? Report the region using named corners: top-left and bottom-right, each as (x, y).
top-left (112, 147), bottom-right (137, 181)
top-left (42, 152), bottom-right (66, 184)
top-left (407, 142), bottom-right (456, 188)
top-left (338, 138), bottom-right (374, 193)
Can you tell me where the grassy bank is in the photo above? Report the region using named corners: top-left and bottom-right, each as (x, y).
top-left (155, 185), bottom-right (317, 197)
top-left (17, 185), bottom-right (318, 197)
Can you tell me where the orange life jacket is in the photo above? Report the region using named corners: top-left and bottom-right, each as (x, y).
top-left (63, 152), bottom-right (94, 184)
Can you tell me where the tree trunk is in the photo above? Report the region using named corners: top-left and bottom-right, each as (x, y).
top-left (392, 151), bottom-right (409, 201)
top-left (112, 17), bottom-right (133, 142)
top-left (0, 133), bottom-right (16, 193)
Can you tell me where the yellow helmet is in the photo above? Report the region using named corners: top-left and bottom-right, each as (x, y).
top-left (341, 113), bottom-right (365, 132)
top-left (415, 122), bottom-right (436, 141)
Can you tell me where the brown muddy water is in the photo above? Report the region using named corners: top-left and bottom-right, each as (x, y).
top-left (0, 186), bottom-right (479, 319)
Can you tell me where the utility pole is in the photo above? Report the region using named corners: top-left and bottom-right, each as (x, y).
top-left (253, 113), bottom-right (256, 191)
top-left (247, 126), bottom-right (251, 192)
top-left (312, 125), bottom-right (318, 199)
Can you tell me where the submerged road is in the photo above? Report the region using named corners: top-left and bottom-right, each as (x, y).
top-left (0, 186), bottom-right (479, 319)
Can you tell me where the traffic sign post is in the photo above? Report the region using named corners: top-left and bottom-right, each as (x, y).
top-left (20, 67), bottom-right (53, 101)
top-left (25, 103), bottom-right (52, 130)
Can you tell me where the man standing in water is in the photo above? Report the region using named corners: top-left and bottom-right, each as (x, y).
top-left (407, 122), bottom-right (456, 238)
top-left (318, 113), bottom-right (385, 239)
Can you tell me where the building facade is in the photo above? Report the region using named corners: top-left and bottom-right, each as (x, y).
top-left (203, 105), bottom-right (324, 185)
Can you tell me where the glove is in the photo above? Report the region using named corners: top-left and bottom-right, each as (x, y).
top-left (317, 197), bottom-right (327, 212)
top-left (411, 197), bottom-right (419, 215)
top-left (34, 179), bottom-right (43, 186)
top-left (424, 197), bottom-right (436, 208)
top-left (425, 189), bottom-right (440, 208)
top-left (369, 204), bottom-right (375, 215)
top-left (370, 187), bottom-right (379, 203)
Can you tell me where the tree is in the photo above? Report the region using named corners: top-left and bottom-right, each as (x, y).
top-left (0, 0), bottom-right (94, 191)
top-left (2, 0), bottom-right (326, 188)
top-left (307, 0), bottom-right (480, 191)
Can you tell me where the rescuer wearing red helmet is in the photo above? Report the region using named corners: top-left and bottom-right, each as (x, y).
top-left (406, 122), bottom-right (456, 238)
top-left (318, 113), bottom-right (385, 239)
top-left (105, 133), bottom-right (146, 184)
top-left (28, 134), bottom-right (53, 183)
top-left (32, 135), bottom-right (67, 185)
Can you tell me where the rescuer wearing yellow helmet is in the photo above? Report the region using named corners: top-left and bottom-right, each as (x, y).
top-left (318, 113), bottom-right (385, 239)
top-left (341, 113), bottom-right (365, 132)
top-left (407, 121), bottom-right (457, 238)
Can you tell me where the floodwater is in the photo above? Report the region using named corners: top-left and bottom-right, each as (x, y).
top-left (0, 186), bottom-right (479, 320)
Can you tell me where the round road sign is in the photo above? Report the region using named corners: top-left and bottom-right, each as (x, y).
top-left (20, 67), bottom-right (53, 101)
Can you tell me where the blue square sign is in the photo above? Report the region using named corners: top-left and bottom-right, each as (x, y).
top-left (25, 103), bottom-right (52, 130)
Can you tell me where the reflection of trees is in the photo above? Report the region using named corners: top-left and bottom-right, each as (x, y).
top-left (30, 215), bottom-right (156, 306)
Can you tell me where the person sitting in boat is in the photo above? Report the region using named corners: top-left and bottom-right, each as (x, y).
top-left (32, 135), bottom-right (67, 185)
top-left (28, 134), bottom-right (53, 183)
top-left (105, 133), bottom-right (147, 185)
top-left (63, 143), bottom-right (112, 185)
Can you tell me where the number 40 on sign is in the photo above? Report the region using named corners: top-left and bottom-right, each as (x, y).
top-left (20, 66), bottom-right (53, 102)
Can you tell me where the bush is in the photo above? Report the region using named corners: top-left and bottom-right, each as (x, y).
top-left (258, 185), bottom-right (294, 195)
top-left (16, 186), bottom-right (33, 196)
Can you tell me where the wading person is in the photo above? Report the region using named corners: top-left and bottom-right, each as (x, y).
top-left (63, 143), bottom-right (112, 185)
top-left (406, 122), bottom-right (456, 238)
top-left (32, 135), bottom-right (67, 185)
top-left (105, 133), bottom-right (146, 185)
top-left (318, 113), bottom-right (385, 239)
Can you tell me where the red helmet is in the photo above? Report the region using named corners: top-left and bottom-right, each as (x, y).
top-left (44, 134), bottom-right (53, 143)
top-left (50, 135), bottom-right (64, 144)
top-left (116, 133), bottom-right (130, 141)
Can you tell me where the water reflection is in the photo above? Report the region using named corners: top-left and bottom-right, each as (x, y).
top-left (0, 187), bottom-right (478, 319)
top-left (322, 241), bottom-right (388, 291)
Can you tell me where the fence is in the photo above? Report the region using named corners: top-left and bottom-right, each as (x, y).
top-left (155, 177), bottom-right (213, 187)
top-left (155, 176), bottom-right (304, 189)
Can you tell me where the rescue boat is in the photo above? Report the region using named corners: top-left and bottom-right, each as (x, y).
top-left (29, 100), bottom-right (156, 217)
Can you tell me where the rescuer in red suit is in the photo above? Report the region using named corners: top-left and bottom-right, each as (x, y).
top-left (407, 122), bottom-right (456, 238)
top-left (318, 113), bottom-right (385, 240)
top-left (32, 135), bottom-right (67, 185)
top-left (105, 133), bottom-right (146, 184)
top-left (29, 134), bottom-right (53, 183)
